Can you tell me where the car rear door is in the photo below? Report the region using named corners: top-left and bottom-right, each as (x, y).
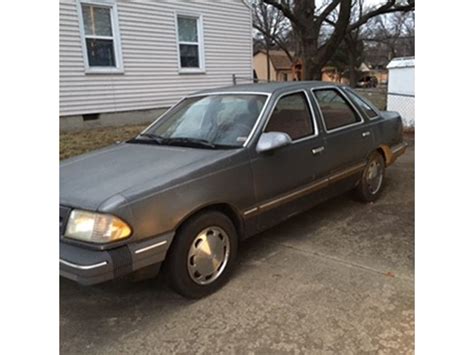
top-left (248, 89), bottom-right (331, 231)
top-left (312, 87), bottom-right (374, 176)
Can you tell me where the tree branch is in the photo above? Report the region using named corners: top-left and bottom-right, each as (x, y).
top-left (316, 0), bottom-right (352, 64)
top-left (262, 0), bottom-right (300, 26)
top-left (316, 0), bottom-right (342, 27)
top-left (314, 0), bottom-right (342, 36)
top-left (253, 23), bottom-right (294, 61)
top-left (348, 1), bottom-right (414, 32)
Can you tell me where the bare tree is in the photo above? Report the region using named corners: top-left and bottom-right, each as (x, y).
top-left (402, 11), bottom-right (415, 55)
top-left (371, 11), bottom-right (414, 59)
top-left (338, 0), bottom-right (367, 87)
top-left (362, 10), bottom-right (414, 68)
top-left (251, 1), bottom-right (292, 80)
top-left (258, 0), bottom-right (415, 80)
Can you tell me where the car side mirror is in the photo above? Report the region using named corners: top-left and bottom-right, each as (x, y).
top-left (256, 132), bottom-right (292, 153)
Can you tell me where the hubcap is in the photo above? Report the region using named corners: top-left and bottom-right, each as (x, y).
top-left (187, 226), bottom-right (230, 285)
top-left (366, 160), bottom-right (383, 195)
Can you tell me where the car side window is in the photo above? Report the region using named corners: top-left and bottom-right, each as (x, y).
top-left (344, 89), bottom-right (378, 119)
top-left (265, 92), bottom-right (314, 140)
top-left (313, 89), bottom-right (361, 131)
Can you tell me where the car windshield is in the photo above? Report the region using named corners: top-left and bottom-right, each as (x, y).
top-left (142, 94), bottom-right (268, 148)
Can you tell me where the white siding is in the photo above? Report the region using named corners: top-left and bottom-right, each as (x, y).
top-left (60, 0), bottom-right (253, 116)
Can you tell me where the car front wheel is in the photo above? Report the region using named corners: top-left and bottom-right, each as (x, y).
top-left (164, 211), bottom-right (238, 299)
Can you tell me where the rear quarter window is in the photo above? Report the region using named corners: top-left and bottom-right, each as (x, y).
top-left (313, 89), bottom-right (361, 131)
top-left (344, 89), bottom-right (379, 119)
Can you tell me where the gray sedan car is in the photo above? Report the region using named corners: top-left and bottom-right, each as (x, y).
top-left (60, 81), bottom-right (407, 298)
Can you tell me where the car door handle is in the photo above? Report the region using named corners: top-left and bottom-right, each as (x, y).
top-left (362, 131), bottom-right (371, 137)
top-left (312, 146), bottom-right (325, 155)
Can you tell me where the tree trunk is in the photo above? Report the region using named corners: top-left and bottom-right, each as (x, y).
top-left (293, 0), bottom-right (322, 80)
top-left (299, 0), bottom-right (352, 81)
top-left (348, 48), bottom-right (358, 87)
top-left (266, 44), bottom-right (271, 81)
top-left (349, 67), bottom-right (357, 87)
top-left (306, 63), bottom-right (323, 80)
top-left (302, 49), bottom-right (323, 80)
top-left (301, 37), bottom-right (323, 80)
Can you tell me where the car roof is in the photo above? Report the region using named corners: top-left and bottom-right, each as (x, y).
top-left (193, 81), bottom-right (346, 97)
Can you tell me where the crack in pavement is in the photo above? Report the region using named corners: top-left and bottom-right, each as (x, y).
top-left (262, 238), bottom-right (414, 282)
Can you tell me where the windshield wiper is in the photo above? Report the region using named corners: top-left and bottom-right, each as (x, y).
top-left (138, 133), bottom-right (166, 144)
top-left (129, 134), bottom-right (237, 149)
top-left (127, 133), bottom-right (166, 145)
top-left (164, 137), bottom-right (216, 149)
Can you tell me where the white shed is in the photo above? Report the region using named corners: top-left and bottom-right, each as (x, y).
top-left (386, 57), bottom-right (415, 127)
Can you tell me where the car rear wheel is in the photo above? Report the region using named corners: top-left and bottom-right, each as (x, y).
top-left (355, 151), bottom-right (385, 202)
top-left (164, 211), bottom-right (238, 299)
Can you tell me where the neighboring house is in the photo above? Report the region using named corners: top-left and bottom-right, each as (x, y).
top-left (321, 66), bottom-right (346, 84)
top-left (253, 50), bottom-right (302, 82)
top-left (253, 49), bottom-right (354, 84)
top-left (60, 0), bottom-right (253, 130)
top-left (386, 57), bottom-right (415, 127)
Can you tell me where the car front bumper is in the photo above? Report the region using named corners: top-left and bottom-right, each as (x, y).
top-left (60, 231), bottom-right (174, 285)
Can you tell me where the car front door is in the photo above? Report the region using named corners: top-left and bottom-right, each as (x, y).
top-left (248, 90), bottom-right (330, 231)
top-left (312, 87), bottom-right (374, 176)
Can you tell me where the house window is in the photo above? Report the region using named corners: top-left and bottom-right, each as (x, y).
top-left (176, 15), bottom-right (205, 72)
top-left (78, 1), bottom-right (123, 73)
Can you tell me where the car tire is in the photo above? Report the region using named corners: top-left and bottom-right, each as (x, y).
top-left (164, 211), bottom-right (238, 299)
top-left (355, 151), bottom-right (385, 202)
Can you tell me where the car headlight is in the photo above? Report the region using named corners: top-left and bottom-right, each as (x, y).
top-left (65, 210), bottom-right (131, 244)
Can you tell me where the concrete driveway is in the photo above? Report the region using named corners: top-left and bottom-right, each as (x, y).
top-left (60, 140), bottom-right (414, 354)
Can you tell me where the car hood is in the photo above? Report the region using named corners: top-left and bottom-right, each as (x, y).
top-left (60, 142), bottom-right (238, 211)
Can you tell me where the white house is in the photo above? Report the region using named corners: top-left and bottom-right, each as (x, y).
top-left (60, 0), bottom-right (253, 130)
top-left (386, 57), bottom-right (415, 127)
